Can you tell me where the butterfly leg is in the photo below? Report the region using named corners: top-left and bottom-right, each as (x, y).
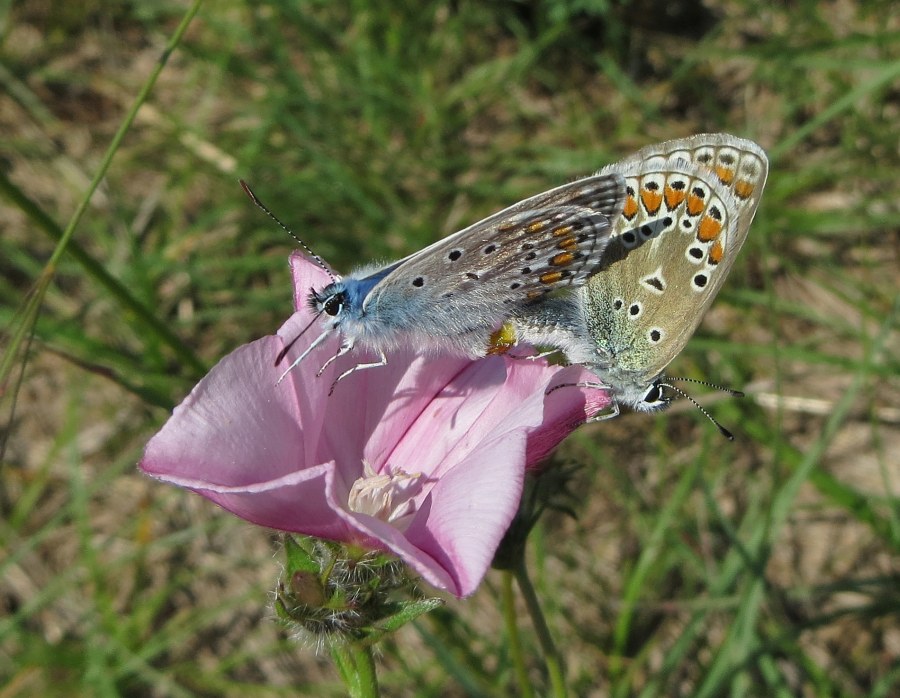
top-left (317, 339), bottom-right (355, 377)
top-left (545, 379), bottom-right (607, 395)
top-left (327, 349), bottom-right (388, 396)
top-left (586, 401), bottom-right (620, 423)
top-left (545, 380), bottom-right (621, 422)
top-left (507, 348), bottom-right (564, 362)
top-left (276, 327), bottom-right (336, 385)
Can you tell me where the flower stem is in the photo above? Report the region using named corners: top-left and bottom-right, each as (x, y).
top-left (329, 642), bottom-right (355, 690)
top-left (502, 571), bottom-right (534, 698)
top-left (329, 641), bottom-right (380, 698)
top-left (351, 643), bottom-right (379, 698)
top-left (514, 558), bottom-right (567, 698)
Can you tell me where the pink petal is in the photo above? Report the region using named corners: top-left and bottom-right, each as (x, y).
top-left (343, 357), bottom-right (550, 596)
top-left (141, 333), bottom-right (305, 488)
top-left (525, 364), bottom-right (613, 465)
top-left (140, 319), bottom-right (353, 540)
top-left (402, 427), bottom-right (529, 596)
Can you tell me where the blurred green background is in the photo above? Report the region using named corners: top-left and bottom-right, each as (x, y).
top-left (1, 1), bottom-right (898, 695)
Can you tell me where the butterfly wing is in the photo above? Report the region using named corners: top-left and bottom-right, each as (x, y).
top-left (359, 172), bottom-right (626, 349)
top-left (581, 135), bottom-right (768, 392)
top-left (503, 134), bottom-right (767, 407)
top-left (613, 133), bottom-right (768, 243)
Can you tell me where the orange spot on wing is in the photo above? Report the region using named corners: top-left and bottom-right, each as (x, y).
top-left (715, 165), bottom-right (735, 185)
top-left (697, 215), bottom-right (723, 242)
top-left (556, 236), bottom-right (578, 250)
top-left (664, 185), bottom-right (687, 210)
top-left (708, 240), bottom-right (724, 265)
top-left (527, 220), bottom-right (548, 233)
top-left (640, 188), bottom-right (662, 215)
top-left (539, 271), bottom-right (563, 284)
top-left (623, 194), bottom-right (639, 220)
top-left (687, 193), bottom-right (706, 216)
top-left (734, 179), bottom-right (755, 200)
top-left (552, 224), bottom-right (574, 237)
top-left (550, 252), bottom-right (575, 267)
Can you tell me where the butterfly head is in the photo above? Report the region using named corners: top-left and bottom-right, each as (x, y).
top-left (308, 282), bottom-right (348, 320)
top-left (619, 375), bottom-right (741, 439)
top-left (307, 276), bottom-right (380, 333)
top-left (615, 376), bottom-right (672, 413)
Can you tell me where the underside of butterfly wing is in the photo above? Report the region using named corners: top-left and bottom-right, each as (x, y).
top-left (582, 156), bottom-right (745, 385)
top-left (347, 172), bottom-right (627, 354)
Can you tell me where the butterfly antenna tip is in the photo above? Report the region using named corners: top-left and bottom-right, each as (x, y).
top-left (239, 179), bottom-right (335, 281)
top-left (661, 381), bottom-right (735, 441)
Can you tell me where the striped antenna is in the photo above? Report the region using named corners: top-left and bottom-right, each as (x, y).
top-left (659, 380), bottom-right (737, 440)
top-left (239, 180), bottom-right (335, 281)
top-left (668, 376), bottom-right (744, 398)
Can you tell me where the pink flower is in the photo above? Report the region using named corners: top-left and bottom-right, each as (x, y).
top-left (140, 253), bottom-right (611, 597)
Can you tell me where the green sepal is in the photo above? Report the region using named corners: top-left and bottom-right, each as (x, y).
top-left (283, 534), bottom-right (321, 575)
top-left (375, 598), bottom-right (444, 633)
top-left (357, 597), bottom-right (444, 646)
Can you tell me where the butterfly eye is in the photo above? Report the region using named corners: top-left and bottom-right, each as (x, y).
top-left (643, 383), bottom-right (665, 406)
top-left (323, 293), bottom-right (345, 316)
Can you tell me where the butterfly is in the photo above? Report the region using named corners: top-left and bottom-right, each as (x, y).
top-left (242, 173), bottom-right (626, 387)
top-left (501, 134), bottom-right (768, 426)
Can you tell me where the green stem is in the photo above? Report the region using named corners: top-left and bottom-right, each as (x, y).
top-left (502, 570), bottom-right (534, 698)
top-left (514, 557), bottom-right (567, 698)
top-left (329, 642), bottom-right (358, 693)
top-left (0, 0), bottom-right (204, 391)
top-left (330, 641), bottom-right (380, 698)
top-left (350, 642), bottom-right (379, 698)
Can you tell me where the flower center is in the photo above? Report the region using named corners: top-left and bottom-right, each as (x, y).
top-left (347, 461), bottom-right (424, 530)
